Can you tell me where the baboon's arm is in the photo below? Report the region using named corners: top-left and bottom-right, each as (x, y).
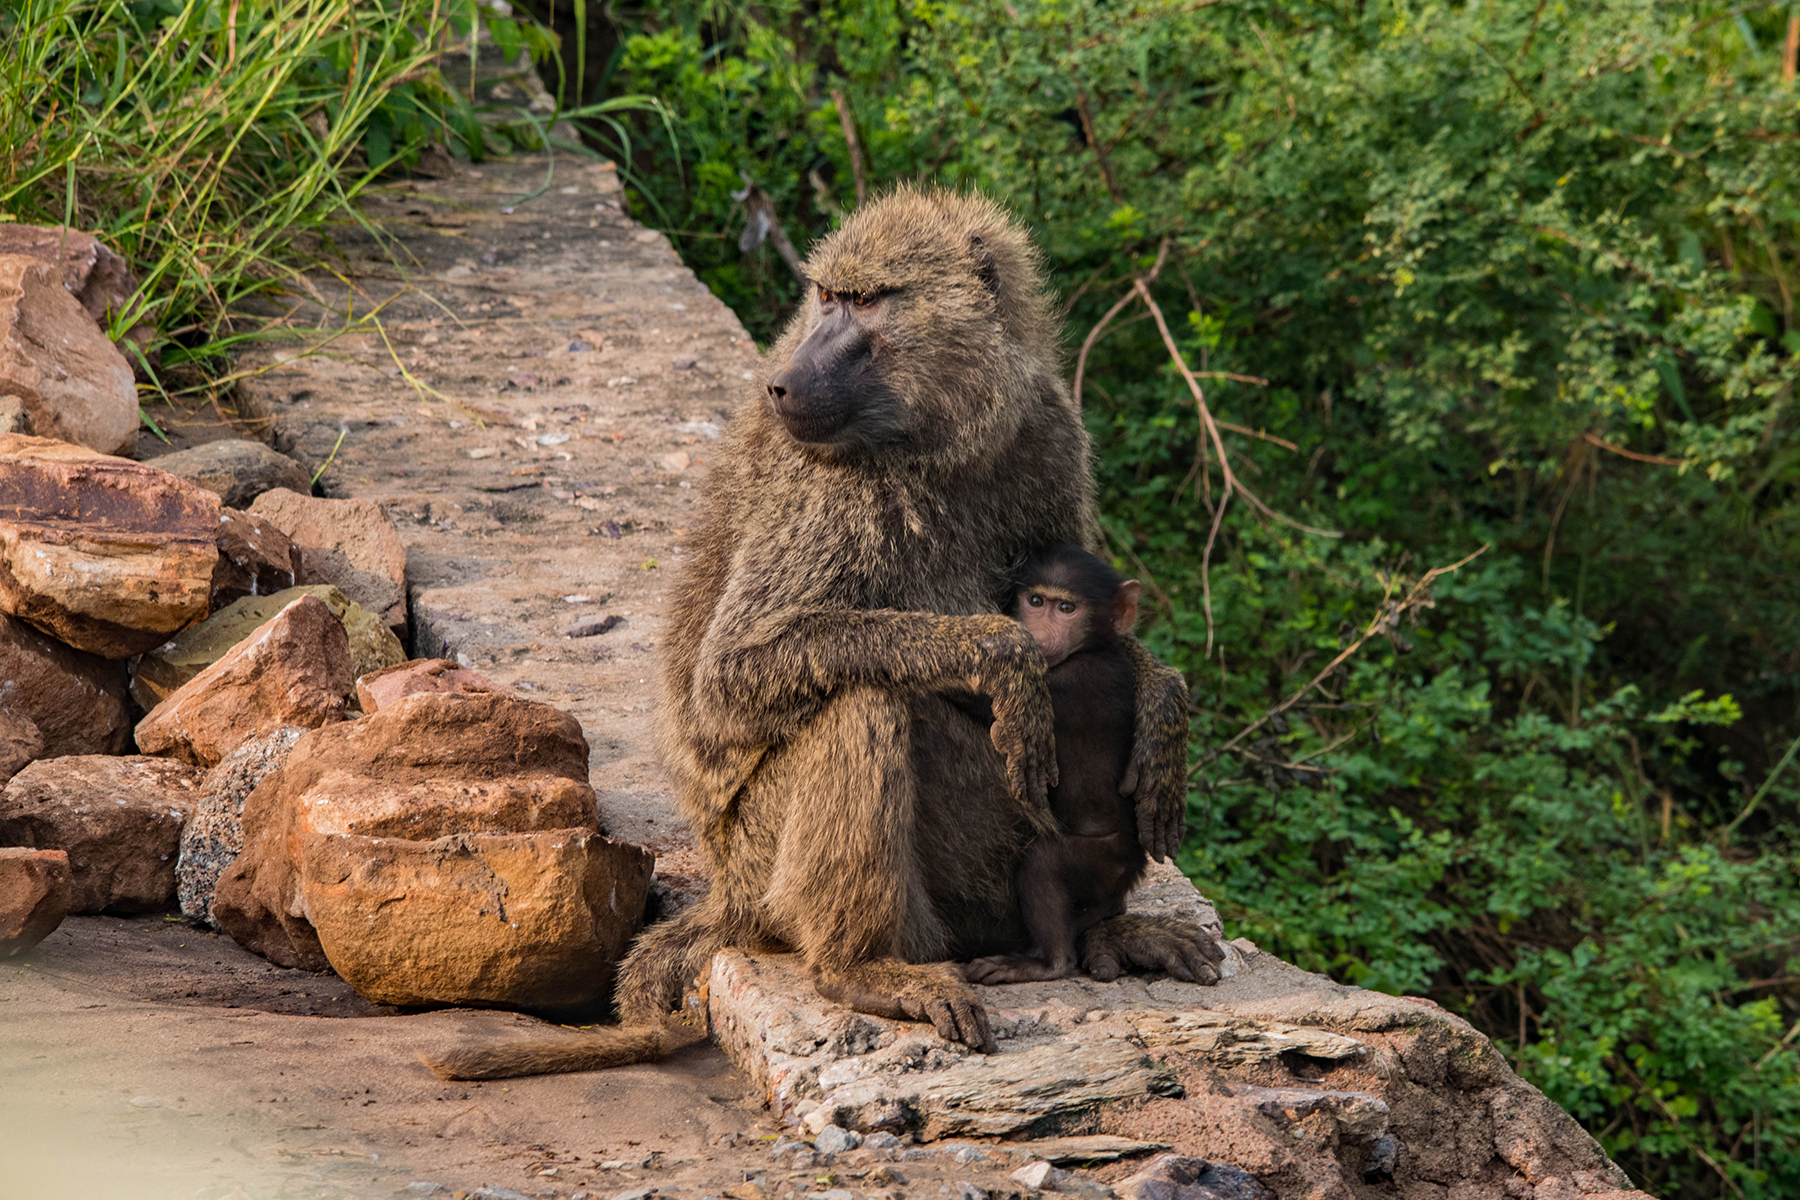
top-left (1119, 639), bottom-right (1191, 862)
top-left (695, 608), bottom-right (1058, 807)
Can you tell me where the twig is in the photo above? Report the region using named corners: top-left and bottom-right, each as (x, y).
top-left (1192, 545), bottom-right (1490, 775)
top-left (829, 88), bottom-right (869, 207)
top-left (1723, 729), bottom-right (1800, 843)
top-left (1073, 89), bottom-right (1126, 205)
top-left (1073, 242), bottom-right (1169, 405)
top-left (1582, 431), bottom-right (1685, 466)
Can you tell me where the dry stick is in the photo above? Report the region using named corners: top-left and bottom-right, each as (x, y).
top-left (1073, 89), bottom-right (1126, 205)
top-left (1582, 431), bottom-right (1686, 466)
top-left (1192, 544), bottom-right (1490, 775)
top-left (829, 88), bottom-right (869, 207)
top-left (1072, 240), bottom-right (1171, 405)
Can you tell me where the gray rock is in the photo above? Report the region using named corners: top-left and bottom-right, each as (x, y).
top-left (1011, 1163), bottom-right (1065, 1191)
top-left (611, 1190), bottom-right (655, 1200)
top-left (1113, 1156), bottom-right (1271, 1200)
top-left (176, 727), bottom-right (304, 927)
top-left (813, 1125), bottom-right (860, 1155)
top-left (473, 1189), bottom-right (535, 1200)
top-left (408, 1185), bottom-right (444, 1195)
top-left (150, 439), bottom-right (313, 509)
top-left (861, 1132), bottom-right (903, 1150)
top-left (950, 1148), bottom-right (986, 1165)
top-left (954, 1184), bottom-right (985, 1200)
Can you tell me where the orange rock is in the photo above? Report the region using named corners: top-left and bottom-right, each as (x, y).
top-left (304, 829), bottom-right (653, 1008)
top-left (0, 710), bottom-right (42, 784)
top-left (0, 434), bottom-right (220, 657)
top-left (0, 847), bottom-right (72, 956)
top-left (135, 593), bottom-right (351, 767)
top-left (213, 690), bottom-right (599, 971)
top-left (355, 657), bottom-right (505, 714)
top-left (211, 505), bottom-right (298, 608)
top-left (0, 612), bottom-right (131, 756)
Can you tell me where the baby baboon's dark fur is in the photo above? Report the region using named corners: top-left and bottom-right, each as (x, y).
top-left (421, 188), bottom-right (1208, 1082)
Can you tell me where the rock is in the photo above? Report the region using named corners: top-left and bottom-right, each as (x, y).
top-left (0, 225), bottom-right (138, 326)
top-left (0, 256), bottom-right (137, 454)
top-left (149, 440), bottom-right (312, 509)
top-left (1012, 1163), bottom-right (1065, 1191)
top-left (135, 593), bottom-right (352, 767)
top-left (0, 612), bottom-right (132, 755)
top-left (0, 434), bottom-right (221, 656)
top-left (814, 1125), bottom-right (860, 1155)
top-left (1113, 1155), bottom-right (1274, 1200)
top-left (0, 847), bottom-right (71, 956)
top-left (355, 657), bottom-right (504, 714)
top-left (132, 585), bottom-right (400, 712)
top-left (176, 727), bottom-right (305, 928)
top-left (303, 827), bottom-right (654, 1008)
top-left (213, 690), bottom-right (601, 970)
top-left (0, 756), bottom-right (204, 913)
top-left (0, 710), bottom-right (42, 784)
top-left (247, 488), bottom-right (408, 630)
top-left (211, 506), bottom-right (298, 608)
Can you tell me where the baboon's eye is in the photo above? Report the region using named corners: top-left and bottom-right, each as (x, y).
top-left (1027, 593), bottom-right (1045, 607)
top-left (852, 292), bottom-right (874, 308)
top-left (1057, 600), bottom-right (1077, 615)
top-left (819, 287), bottom-right (833, 305)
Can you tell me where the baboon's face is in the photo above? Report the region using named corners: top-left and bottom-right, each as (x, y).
top-left (765, 285), bottom-right (904, 448)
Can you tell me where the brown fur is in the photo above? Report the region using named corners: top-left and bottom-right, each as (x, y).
top-left (420, 187), bottom-right (1201, 1080)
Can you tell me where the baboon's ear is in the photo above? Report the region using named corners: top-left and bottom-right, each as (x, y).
top-left (969, 235), bottom-right (1000, 296)
top-left (1113, 580), bottom-right (1142, 635)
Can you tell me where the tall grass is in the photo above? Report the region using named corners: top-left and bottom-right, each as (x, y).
top-left (0, 0), bottom-right (614, 409)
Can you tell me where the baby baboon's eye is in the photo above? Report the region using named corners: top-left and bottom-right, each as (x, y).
top-left (1027, 593), bottom-right (1045, 607)
top-left (1057, 600), bottom-right (1077, 614)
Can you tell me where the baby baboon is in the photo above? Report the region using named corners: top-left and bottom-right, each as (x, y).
top-left (422, 187), bottom-right (1216, 1082)
top-left (965, 544), bottom-right (1155, 985)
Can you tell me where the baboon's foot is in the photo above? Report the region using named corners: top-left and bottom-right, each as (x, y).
top-left (814, 958), bottom-right (996, 1053)
top-left (964, 953), bottom-right (1075, 985)
top-left (1080, 914), bottom-right (1224, 985)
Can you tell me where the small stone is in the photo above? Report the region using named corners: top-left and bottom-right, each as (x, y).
top-left (135, 594), bottom-right (352, 768)
top-left (861, 1134), bottom-right (903, 1151)
top-left (0, 756), bottom-right (203, 912)
top-left (568, 340), bottom-right (592, 352)
top-left (0, 847), bottom-right (70, 956)
top-left (409, 1184), bottom-right (444, 1195)
top-left (211, 506), bottom-right (299, 608)
top-left (812, 1191), bottom-right (851, 1200)
top-left (247, 488), bottom-right (409, 630)
top-left (954, 1183), bottom-right (986, 1200)
top-left (565, 615), bottom-right (623, 639)
top-left (0, 435), bottom-right (220, 656)
top-left (864, 1167), bottom-right (906, 1187)
top-left (951, 1149), bottom-right (986, 1166)
top-left (1114, 1156), bottom-right (1267, 1200)
top-left (613, 1189), bottom-right (655, 1200)
top-left (672, 358), bottom-right (696, 370)
top-left (151, 440), bottom-right (313, 509)
top-left (129, 1097), bottom-right (161, 1108)
top-left (0, 256), bottom-right (137, 454)
top-left (1012, 1163), bottom-right (1065, 1192)
top-left (657, 451), bottom-right (690, 473)
top-left (355, 657), bottom-right (505, 714)
top-left (813, 1127), bottom-right (860, 1156)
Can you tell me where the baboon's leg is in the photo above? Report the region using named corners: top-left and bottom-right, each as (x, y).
top-left (756, 686), bottom-right (1008, 1052)
top-left (1080, 912), bottom-right (1226, 985)
top-left (965, 838), bottom-right (1079, 985)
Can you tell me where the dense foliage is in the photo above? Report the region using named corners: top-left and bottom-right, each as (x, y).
top-left (576, 1), bottom-right (1800, 1194)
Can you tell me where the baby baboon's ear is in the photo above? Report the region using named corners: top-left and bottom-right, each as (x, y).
top-left (1113, 580), bottom-right (1142, 635)
top-left (969, 235), bottom-right (1000, 296)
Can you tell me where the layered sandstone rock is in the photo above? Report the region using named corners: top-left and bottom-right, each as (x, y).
top-left (176, 726), bottom-right (305, 928)
top-left (135, 594), bottom-right (352, 767)
top-left (0, 847), bottom-right (72, 956)
top-left (132, 585), bottom-right (400, 712)
top-left (150, 439), bottom-right (312, 509)
top-left (0, 225), bottom-right (138, 326)
top-left (0, 435), bottom-right (219, 656)
top-left (0, 756), bottom-right (204, 912)
top-left (354, 657), bottom-right (505, 714)
top-left (247, 488), bottom-right (408, 630)
top-left (213, 690), bottom-right (601, 972)
top-left (0, 613), bottom-right (132, 756)
top-left (0, 256), bottom-right (138, 454)
top-left (303, 829), bottom-right (653, 1009)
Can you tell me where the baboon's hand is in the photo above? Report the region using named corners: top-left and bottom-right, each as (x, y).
top-left (972, 619), bottom-right (1056, 808)
top-left (1121, 643), bottom-right (1190, 861)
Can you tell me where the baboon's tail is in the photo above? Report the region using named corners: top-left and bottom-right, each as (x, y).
top-left (417, 897), bottom-right (734, 1081)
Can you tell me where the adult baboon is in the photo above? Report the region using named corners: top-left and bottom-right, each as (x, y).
top-left (423, 188), bottom-right (1217, 1082)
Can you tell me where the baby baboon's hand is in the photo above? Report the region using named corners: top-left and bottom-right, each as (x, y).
top-left (971, 617), bottom-right (1057, 808)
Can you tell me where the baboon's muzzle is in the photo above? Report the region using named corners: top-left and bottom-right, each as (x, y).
top-left (767, 313), bottom-right (893, 446)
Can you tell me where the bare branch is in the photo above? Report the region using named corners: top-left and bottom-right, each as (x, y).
top-left (1582, 431), bottom-right (1686, 466)
top-left (829, 88), bottom-right (869, 208)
